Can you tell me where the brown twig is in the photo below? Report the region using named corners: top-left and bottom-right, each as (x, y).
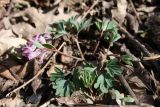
top-left (75, 38), bottom-right (85, 60)
top-left (6, 42), bottom-right (66, 96)
top-left (114, 20), bottom-right (151, 56)
top-left (142, 55), bottom-right (160, 61)
top-left (119, 75), bottom-right (139, 105)
top-left (93, 31), bottom-right (104, 54)
top-left (53, 49), bottom-right (83, 61)
top-left (82, 0), bottom-right (100, 19)
top-left (39, 98), bottom-right (55, 107)
top-left (7, 0), bottom-right (13, 16)
top-left (128, 0), bottom-right (142, 24)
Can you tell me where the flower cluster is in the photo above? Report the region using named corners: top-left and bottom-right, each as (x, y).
top-left (22, 33), bottom-right (51, 63)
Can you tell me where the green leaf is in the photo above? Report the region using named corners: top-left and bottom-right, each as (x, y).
top-left (105, 59), bottom-right (122, 77)
top-left (111, 32), bottom-right (121, 43)
top-left (94, 74), bottom-right (113, 93)
top-left (77, 18), bottom-right (92, 33)
top-left (121, 54), bottom-right (133, 66)
top-left (94, 74), bottom-right (104, 89)
top-left (43, 43), bottom-right (54, 49)
top-left (66, 16), bottom-right (92, 34)
top-left (50, 67), bottom-right (65, 81)
top-left (123, 95), bottom-right (134, 103)
top-left (102, 20), bottom-right (110, 31)
top-left (106, 21), bottom-right (116, 30)
top-left (95, 21), bottom-right (102, 31)
top-left (52, 20), bottom-right (68, 39)
top-left (53, 79), bottom-right (75, 97)
top-left (79, 66), bottom-right (97, 88)
top-left (33, 41), bottom-right (44, 49)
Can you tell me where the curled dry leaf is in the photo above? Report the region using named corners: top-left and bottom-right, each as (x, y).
top-left (111, 0), bottom-right (127, 24)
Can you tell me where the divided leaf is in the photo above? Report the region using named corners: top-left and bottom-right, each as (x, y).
top-left (94, 74), bottom-right (113, 93)
top-left (79, 66), bottom-right (97, 88)
top-left (105, 59), bottom-right (122, 77)
top-left (53, 79), bottom-right (75, 97)
top-left (121, 54), bottom-right (133, 66)
top-left (50, 67), bottom-right (65, 81)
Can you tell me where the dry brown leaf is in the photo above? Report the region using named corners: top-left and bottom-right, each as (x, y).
top-left (0, 0), bottom-right (9, 7)
top-left (31, 78), bottom-right (42, 93)
top-left (12, 22), bottom-right (37, 38)
top-left (0, 29), bottom-right (26, 56)
top-left (0, 97), bottom-right (25, 107)
top-left (102, 0), bottom-right (114, 9)
top-left (137, 5), bottom-right (156, 13)
top-left (61, 46), bottom-right (73, 64)
top-left (0, 65), bottom-right (17, 81)
top-left (111, 0), bottom-right (127, 24)
top-left (126, 13), bottom-right (139, 33)
top-left (11, 7), bottom-right (78, 38)
top-left (1, 80), bottom-right (16, 92)
top-left (133, 89), bottom-right (154, 105)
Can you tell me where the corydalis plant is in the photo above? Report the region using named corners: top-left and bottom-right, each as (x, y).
top-left (22, 33), bottom-right (51, 63)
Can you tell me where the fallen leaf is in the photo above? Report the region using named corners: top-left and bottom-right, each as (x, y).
top-left (0, 97), bottom-right (25, 107)
top-left (102, 0), bottom-right (114, 9)
top-left (31, 78), bottom-right (42, 94)
top-left (1, 80), bottom-right (16, 92)
top-left (0, 29), bottom-right (26, 56)
top-left (56, 90), bottom-right (85, 106)
top-left (137, 5), bottom-right (156, 13)
top-left (0, 65), bottom-right (17, 81)
top-left (111, 0), bottom-right (127, 24)
top-left (126, 13), bottom-right (139, 33)
top-left (61, 45), bottom-right (73, 64)
top-left (11, 7), bottom-right (78, 39)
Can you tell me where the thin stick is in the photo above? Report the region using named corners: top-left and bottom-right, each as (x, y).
top-left (54, 50), bottom-right (83, 61)
top-left (114, 20), bottom-right (151, 56)
top-left (143, 55), bottom-right (160, 61)
top-left (6, 42), bottom-right (66, 96)
top-left (39, 98), bottom-right (55, 107)
top-left (82, 0), bottom-right (100, 19)
top-left (119, 75), bottom-right (139, 104)
top-left (75, 38), bottom-right (85, 60)
top-left (93, 31), bottom-right (104, 54)
top-left (128, 0), bottom-right (142, 24)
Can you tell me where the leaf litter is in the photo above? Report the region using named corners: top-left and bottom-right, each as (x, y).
top-left (0, 0), bottom-right (159, 107)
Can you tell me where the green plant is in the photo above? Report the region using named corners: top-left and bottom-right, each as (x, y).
top-left (79, 62), bottom-right (97, 88)
top-left (94, 59), bottom-right (122, 93)
top-left (47, 17), bottom-right (135, 104)
top-left (110, 89), bottom-right (134, 105)
top-left (50, 68), bottom-right (75, 97)
top-left (121, 54), bottom-right (134, 66)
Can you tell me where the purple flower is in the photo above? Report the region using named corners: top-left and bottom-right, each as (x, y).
top-left (22, 33), bottom-right (51, 63)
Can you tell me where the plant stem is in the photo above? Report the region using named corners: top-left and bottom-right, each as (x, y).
top-left (93, 31), bottom-right (104, 54)
top-left (53, 49), bottom-right (83, 61)
top-left (106, 43), bottom-right (111, 58)
top-left (75, 38), bottom-right (85, 60)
